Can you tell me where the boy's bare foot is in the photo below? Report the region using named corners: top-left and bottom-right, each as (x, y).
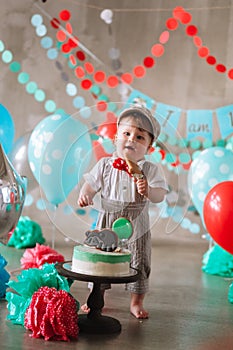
top-left (130, 305), bottom-right (149, 319)
top-left (81, 289), bottom-right (105, 314)
top-left (130, 292), bottom-right (149, 319)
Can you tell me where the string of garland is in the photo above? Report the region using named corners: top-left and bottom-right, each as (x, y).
top-left (44, 5), bottom-right (233, 90)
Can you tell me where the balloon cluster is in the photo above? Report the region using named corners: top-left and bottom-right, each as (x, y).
top-left (188, 147), bottom-right (233, 254)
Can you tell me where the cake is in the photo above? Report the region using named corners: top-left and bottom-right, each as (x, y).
top-left (71, 228), bottom-right (131, 276)
top-left (72, 245), bottom-right (131, 276)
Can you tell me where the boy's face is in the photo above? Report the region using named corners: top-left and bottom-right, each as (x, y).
top-left (116, 116), bottom-right (152, 162)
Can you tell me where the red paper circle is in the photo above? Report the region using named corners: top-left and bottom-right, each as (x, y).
top-left (81, 79), bottom-right (92, 89)
top-left (61, 43), bottom-right (71, 54)
top-left (143, 56), bottom-right (155, 68)
top-left (151, 44), bottom-right (165, 57)
top-left (216, 64), bottom-right (226, 73)
top-left (193, 36), bottom-right (202, 47)
top-left (75, 66), bottom-right (85, 78)
top-left (56, 30), bottom-right (66, 42)
top-left (66, 22), bottom-right (72, 34)
top-left (134, 65), bottom-right (146, 78)
top-left (97, 101), bottom-right (107, 111)
top-left (84, 62), bottom-right (94, 74)
top-left (69, 55), bottom-right (76, 66)
top-left (68, 37), bottom-right (78, 48)
top-left (206, 56), bottom-right (216, 65)
top-left (107, 75), bottom-right (119, 88)
top-left (166, 18), bottom-right (178, 30)
top-left (173, 6), bottom-right (185, 20)
top-left (94, 71), bottom-right (106, 83)
top-left (180, 12), bottom-right (192, 24)
top-left (76, 51), bottom-right (86, 61)
top-left (183, 161), bottom-right (192, 170)
top-left (121, 73), bottom-right (133, 84)
top-left (198, 46), bottom-right (209, 58)
top-left (59, 10), bottom-right (71, 21)
top-left (159, 149), bottom-right (166, 160)
top-left (171, 160), bottom-right (178, 167)
top-left (228, 69), bottom-right (233, 79)
top-left (159, 31), bottom-right (170, 44)
top-left (186, 25), bottom-right (198, 36)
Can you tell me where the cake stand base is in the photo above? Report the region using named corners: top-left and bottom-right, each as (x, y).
top-left (78, 314), bottom-right (121, 334)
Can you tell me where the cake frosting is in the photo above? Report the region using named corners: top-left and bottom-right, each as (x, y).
top-left (72, 245), bottom-right (131, 276)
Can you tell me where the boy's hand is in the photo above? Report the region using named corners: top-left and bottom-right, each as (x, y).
top-left (136, 178), bottom-right (148, 197)
top-left (78, 194), bottom-right (93, 207)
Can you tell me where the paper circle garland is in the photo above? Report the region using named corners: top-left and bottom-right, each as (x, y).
top-left (48, 5), bottom-right (233, 83)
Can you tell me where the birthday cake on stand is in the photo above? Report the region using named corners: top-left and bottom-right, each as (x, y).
top-left (72, 219), bottom-right (133, 277)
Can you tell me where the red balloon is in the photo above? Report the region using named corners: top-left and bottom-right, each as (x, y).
top-left (96, 112), bottom-right (117, 139)
top-left (203, 181), bottom-right (233, 254)
top-left (92, 140), bottom-right (111, 161)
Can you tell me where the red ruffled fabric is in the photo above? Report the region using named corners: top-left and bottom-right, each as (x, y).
top-left (112, 157), bottom-right (132, 177)
top-left (24, 286), bottom-right (79, 341)
top-left (20, 243), bottom-right (65, 269)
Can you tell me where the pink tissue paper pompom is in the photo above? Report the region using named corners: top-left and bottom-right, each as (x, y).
top-left (20, 243), bottom-right (65, 269)
top-left (24, 286), bottom-right (79, 341)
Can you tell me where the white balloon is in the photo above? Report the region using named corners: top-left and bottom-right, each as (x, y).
top-left (100, 9), bottom-right (113, 23)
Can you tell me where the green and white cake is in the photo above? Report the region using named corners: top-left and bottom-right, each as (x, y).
top-left (72, 245), bottom-right (131, 276)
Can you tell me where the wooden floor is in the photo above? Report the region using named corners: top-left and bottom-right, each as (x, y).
top-left (1, 232), bottom-right (233, 350)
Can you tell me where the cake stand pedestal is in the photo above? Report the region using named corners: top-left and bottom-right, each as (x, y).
top-left (56, 261), bottom-right (139, 334)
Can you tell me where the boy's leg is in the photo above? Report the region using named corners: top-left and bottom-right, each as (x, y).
top-left (127, 232), bottom-right (151, 319)
top-left (130, 292), bottom-right (148, 319)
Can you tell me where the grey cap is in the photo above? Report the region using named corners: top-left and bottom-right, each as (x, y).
top-left (117, 104), bottom-right (161, 141)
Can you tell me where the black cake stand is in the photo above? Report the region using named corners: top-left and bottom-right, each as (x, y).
top-left (56, 261), bottom-right (139, 334)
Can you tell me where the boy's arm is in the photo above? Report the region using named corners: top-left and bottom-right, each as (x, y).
top-left (147, 186), bottom-right (167, 203)
top-left (136, 178), bottom-right (167, 203)
top-left (78, 182), bottom-right (97, 207)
